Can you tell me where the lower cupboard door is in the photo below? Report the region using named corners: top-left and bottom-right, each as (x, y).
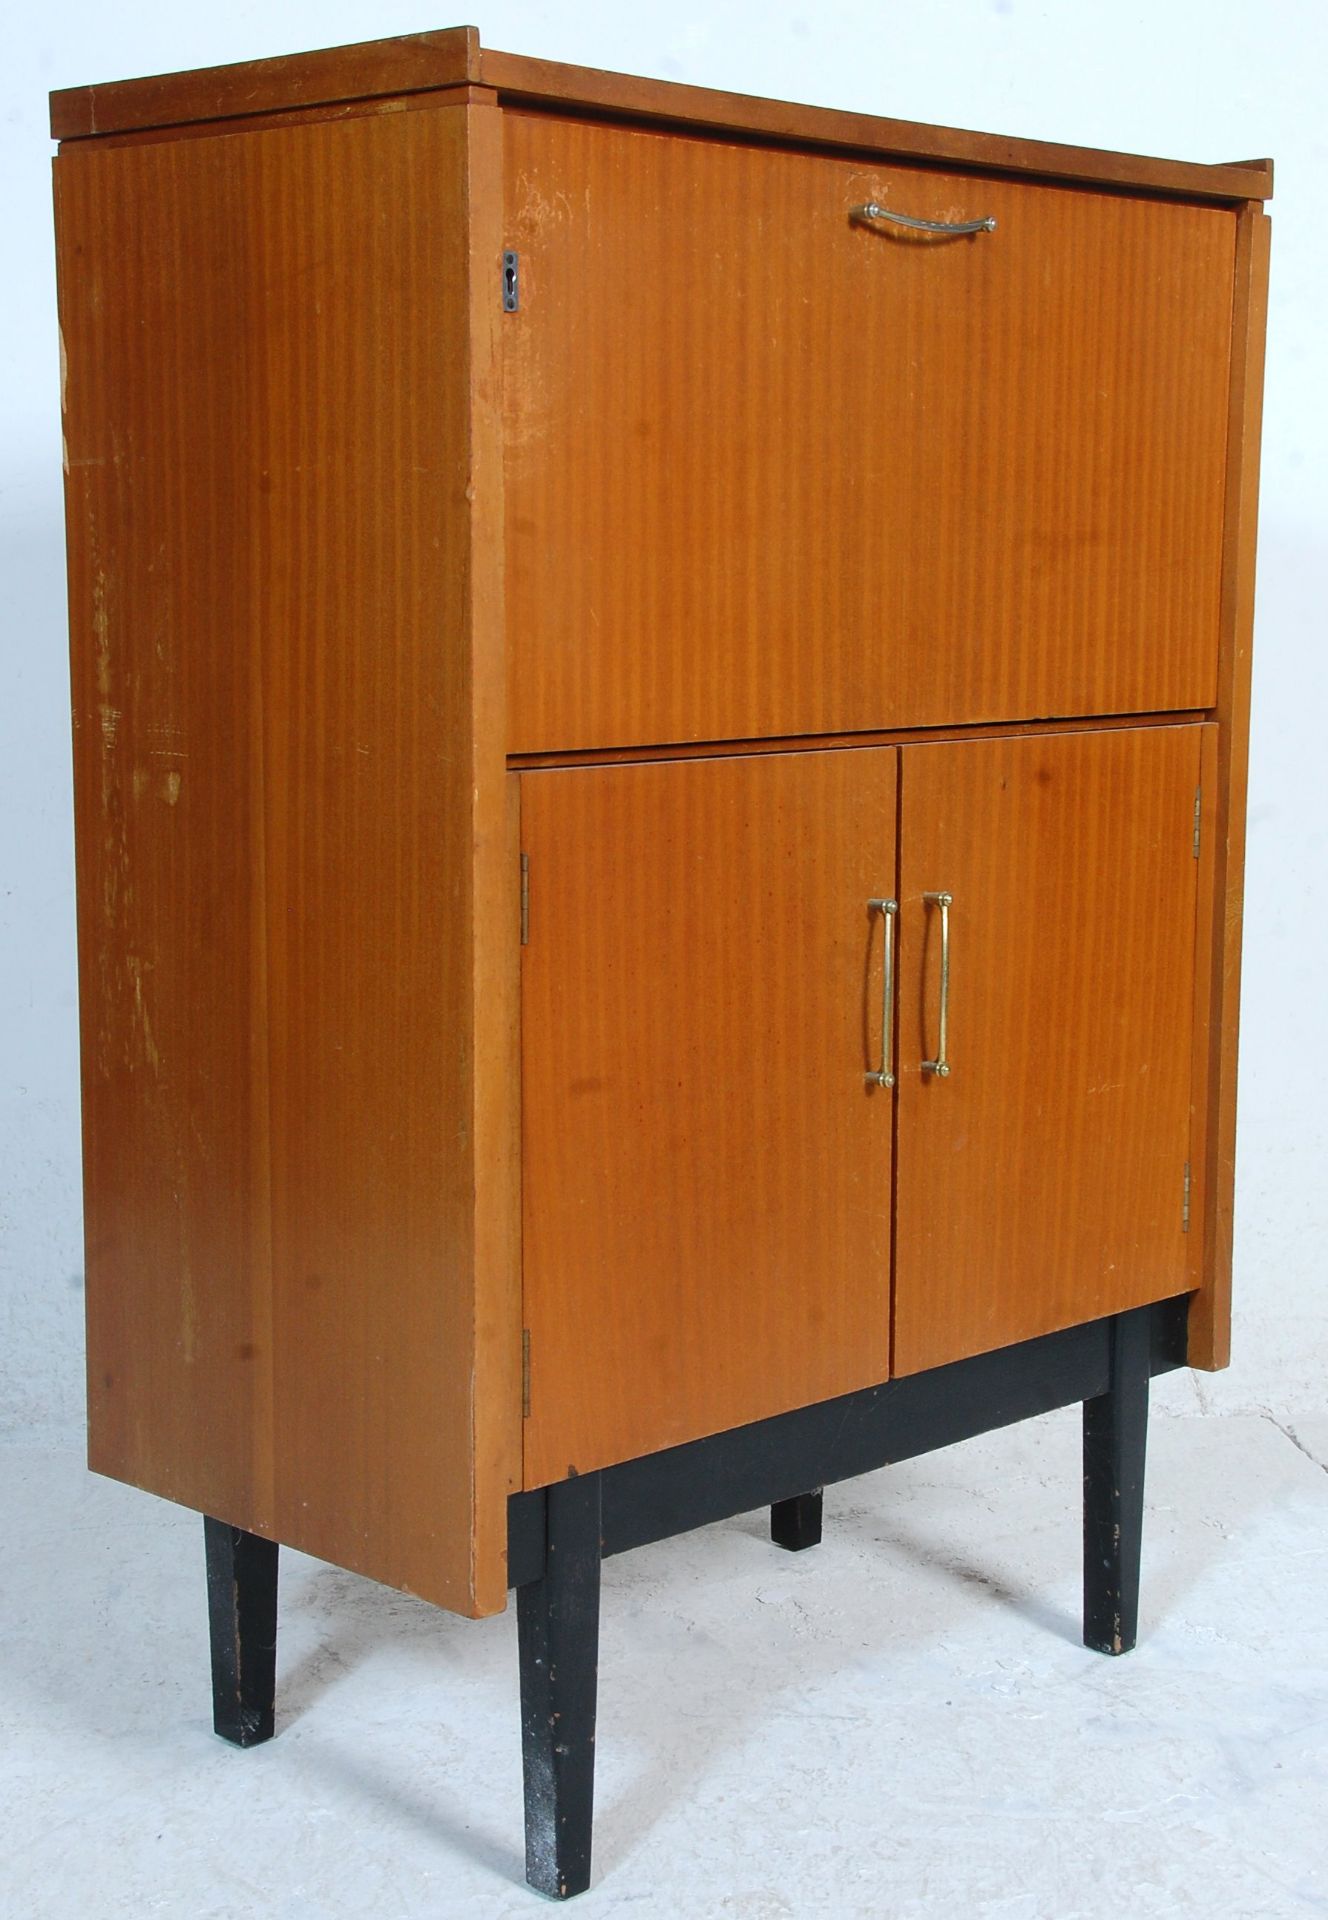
top-left (519, 747), bottom-right (896, 1487)
top-left (893, 724), bottom-right (1206, 1376)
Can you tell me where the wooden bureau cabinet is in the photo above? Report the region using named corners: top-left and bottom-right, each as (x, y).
top-left (52, 29), bottom-right (1271, 1900)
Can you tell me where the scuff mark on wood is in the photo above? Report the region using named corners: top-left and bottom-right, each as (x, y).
top-left (125, 953), bottom-right (162, 1075)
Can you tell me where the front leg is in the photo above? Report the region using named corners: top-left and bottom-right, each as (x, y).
top-left (1082, 1307), bottom-right (1151, 1656)
top-left (517, 1473), bottom-right (603, 1900)
top-left (203, 1516), bottom-right (279, 1746)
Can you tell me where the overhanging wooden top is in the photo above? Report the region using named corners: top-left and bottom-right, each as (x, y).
top-left (50, 25), bottom-right (1273, 203)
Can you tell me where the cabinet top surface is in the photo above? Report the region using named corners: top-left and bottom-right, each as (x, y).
top-left (49, 25), bottom-right (1271, 202)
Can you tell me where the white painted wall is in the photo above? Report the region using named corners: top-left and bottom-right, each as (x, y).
top-left (2, 1), bottom-right (1323, 1442)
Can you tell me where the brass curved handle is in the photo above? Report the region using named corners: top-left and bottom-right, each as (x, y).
top-left (852, 202), bottom-right (996, 237)
top-left (867, 898), bottom-right (898, 1088)
top-left (922, 892), bottom-right (953, 1079)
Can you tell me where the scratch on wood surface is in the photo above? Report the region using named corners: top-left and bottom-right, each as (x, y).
top-left (88, 550), bottom-right (132, 935)
top-left (125, 954), bottom-right (162, 1075)
top-left (93, 568), bottom-right (112, 704)
top-left (502, 341), bottom-right (550, 460)
top-left (513, 169), bottom-right (573, 233)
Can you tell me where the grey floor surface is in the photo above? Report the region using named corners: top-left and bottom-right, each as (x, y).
top-left (2, 1408), bottom-right (1325, 1919)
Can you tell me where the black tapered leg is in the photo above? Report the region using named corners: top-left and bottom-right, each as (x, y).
top-left (1083, 1307), bottom-right (1151, 1656)
top-left (517, 1473), bottom-right (602, 1901)
top-left (204, 1516), bottom-right (279, 1747)
top-left (770, 1488), bottom-right (823, 1552)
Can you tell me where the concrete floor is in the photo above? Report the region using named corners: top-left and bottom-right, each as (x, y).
top-left (2, 1407), bottom-right (1325, 1919)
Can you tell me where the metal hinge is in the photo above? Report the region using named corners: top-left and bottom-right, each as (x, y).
top-left (502, 249), bottom-right (519, 312)
top-left (520, 852), bottom-right (530, 945)
top-left (1193, 787), bottom-right (1202, 859)
top-left (1182, 1161), bottom-right (1192, 1234)
top-left (521, 1328), bottom-right (531, 1418)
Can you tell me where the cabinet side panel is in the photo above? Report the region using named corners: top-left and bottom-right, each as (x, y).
top-left (56, 106), bottom-right (509, 1615)
top-left (58, 139), bottom-right (270, 1530)
top-left (1188, 205), bottom-right (1272, 1371)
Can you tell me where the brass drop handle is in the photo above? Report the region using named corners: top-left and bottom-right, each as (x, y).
top-left (851, 202), bottom-right (997, 237)
top-left (922, 891), bottom-right (953, 1079)
top-left (866, 898), bottom-right (898, 1088)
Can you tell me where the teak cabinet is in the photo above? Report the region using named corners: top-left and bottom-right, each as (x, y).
top-left (51, 29), bottom-right (1271, 1901)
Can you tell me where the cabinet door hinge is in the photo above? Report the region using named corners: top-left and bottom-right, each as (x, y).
top-left (1193, 787), bottom-right (1202, 859)
top-left (502, 249), bottom-right (519, 312)
top-left (1182, 1161), bottom-right (1192, 1234)
top-left (521, 1328), bottom-right (531, 1418)
top-left (520, 852), bottom-right (530, 945)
